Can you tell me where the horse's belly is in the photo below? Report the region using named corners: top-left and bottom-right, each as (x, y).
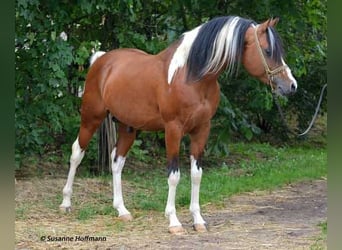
top-left (110, 104), bottom-right (164, 131)
top-left (103, 77), bottom-right (165, 130)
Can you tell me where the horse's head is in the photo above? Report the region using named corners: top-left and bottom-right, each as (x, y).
top-left (243, 18), bottom-right (297, 95)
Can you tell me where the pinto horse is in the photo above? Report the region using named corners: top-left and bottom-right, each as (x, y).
top-left (60, 16), bottom-right (297, 234)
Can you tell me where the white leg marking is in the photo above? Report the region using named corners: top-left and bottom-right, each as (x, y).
top-left (111, 148), bottom-right (131, 217)
top-left (165, 169), bottom-right (182, 227)
top-left (60, 137), bottom-right (85, 210)
top-left (189, 155), bottom-right (206, 225)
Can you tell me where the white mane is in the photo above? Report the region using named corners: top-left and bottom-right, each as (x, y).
top-left (167, 16), bottom-right (251, 84)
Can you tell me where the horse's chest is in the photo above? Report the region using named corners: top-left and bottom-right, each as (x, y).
top-left (159, 82), bottom-right (220, 131)
top-left (181, 98), bottom-right (218, 131)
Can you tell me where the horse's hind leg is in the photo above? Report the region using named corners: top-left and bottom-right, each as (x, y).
top-left (59, 106), bottom-right (106, 212)
top-left (111, 123), bottom-right (136, 221)
top-left (59, 137), bottom-right (85, 212)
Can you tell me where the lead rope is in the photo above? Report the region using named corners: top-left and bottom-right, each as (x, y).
top-left (273, 83), bottom-right (327, 137)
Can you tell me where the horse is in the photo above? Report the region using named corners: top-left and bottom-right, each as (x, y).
top-left (60, 16), bottom-right (297, 234)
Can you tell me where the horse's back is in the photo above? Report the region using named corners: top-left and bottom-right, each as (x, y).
top-left (84, 48), bottom-right (167, 130)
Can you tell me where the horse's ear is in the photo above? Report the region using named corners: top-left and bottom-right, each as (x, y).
top-left (259, 17), bottom-right (279, 32)
top-left (269, 17), bottom-right (279, 27)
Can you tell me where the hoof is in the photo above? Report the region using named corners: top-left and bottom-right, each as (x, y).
top-left (193, 223), bottom-right (207, 232)
top-left (119, 213), bottom-right (133, 222)
top-left (59, 206), bottom-right (71, 213)
top-left (169, 226), bottom-right (187, 235)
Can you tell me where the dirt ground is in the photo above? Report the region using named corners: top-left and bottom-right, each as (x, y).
top-left (15, 178), bottom-right (327, 250)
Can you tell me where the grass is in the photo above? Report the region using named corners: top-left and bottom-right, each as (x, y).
top-left (15, 142), bottom-right (326, 221)
top-left (310, 221), bottom-right (327, 249)
top-left (319, 221), bottom-right (327, 235)
top-left (203, 144), bottom-right (325, 202)
top-left (115, 142), bottom-right (326, 212)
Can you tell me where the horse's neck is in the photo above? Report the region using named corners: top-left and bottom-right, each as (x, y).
top-left (157, 40), bottom-right (181, 64)
top-left (156, 39), bottom-right (223, 84)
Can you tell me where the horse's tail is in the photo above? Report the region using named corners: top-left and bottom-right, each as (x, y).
top-left (90, 51), bottom-right (106, 66)
top-left (89, 51), bottom-right (116, 173)
top-left (97, 113), bottom-right (116, 174)
top-left (78, 51), bottom-right (107, 98)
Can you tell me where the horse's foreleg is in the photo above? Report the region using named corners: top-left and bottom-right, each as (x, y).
top-left (60, 137), bottom-right (84, 212)
top-left (189, 156), bottom-right (207, 232)
top-left (164, 122), bottom-right (185, 234)
top-left (166, 158), bottom-right (182, 230)
top-left (189, 123), bottom-right (210, 232)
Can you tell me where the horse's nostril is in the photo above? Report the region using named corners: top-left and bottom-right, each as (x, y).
top-left (291, 82), bottom-right (297, 92)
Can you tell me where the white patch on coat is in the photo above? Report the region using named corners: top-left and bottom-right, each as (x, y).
top-left (167, 26), bottom-right (201, 84)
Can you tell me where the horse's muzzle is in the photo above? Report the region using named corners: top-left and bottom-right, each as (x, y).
top-left (274, 78), bottom-right (297, 96)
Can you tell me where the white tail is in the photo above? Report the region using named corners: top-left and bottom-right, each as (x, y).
top-left (90, 51), bottom-right (106, 66)
top-left (78, 51), bottom-right (107, 97)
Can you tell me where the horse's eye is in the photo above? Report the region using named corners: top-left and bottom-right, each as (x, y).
top-left (265, 48), bottom-right (271, 57)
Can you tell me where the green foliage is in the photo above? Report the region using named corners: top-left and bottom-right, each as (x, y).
top-left (15, 0), bottom-right (327, 169)
top-left (127, 139), bottom-right (151, 163)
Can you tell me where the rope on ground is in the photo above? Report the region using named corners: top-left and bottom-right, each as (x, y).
top-left (273, 83), bottom-right (327, 137)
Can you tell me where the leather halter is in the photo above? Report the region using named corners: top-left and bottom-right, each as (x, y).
top-left (254, 25), bottom-right (288, 90)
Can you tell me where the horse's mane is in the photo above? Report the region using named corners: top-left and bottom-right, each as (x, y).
top-left (167, 16), bottom-right (284, 83)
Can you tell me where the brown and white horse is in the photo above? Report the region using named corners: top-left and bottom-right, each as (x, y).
top-left (60, 16), bottom-right (297, 234)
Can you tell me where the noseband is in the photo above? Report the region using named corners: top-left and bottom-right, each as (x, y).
top-left (254, 25), bottom-right (287, 90)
